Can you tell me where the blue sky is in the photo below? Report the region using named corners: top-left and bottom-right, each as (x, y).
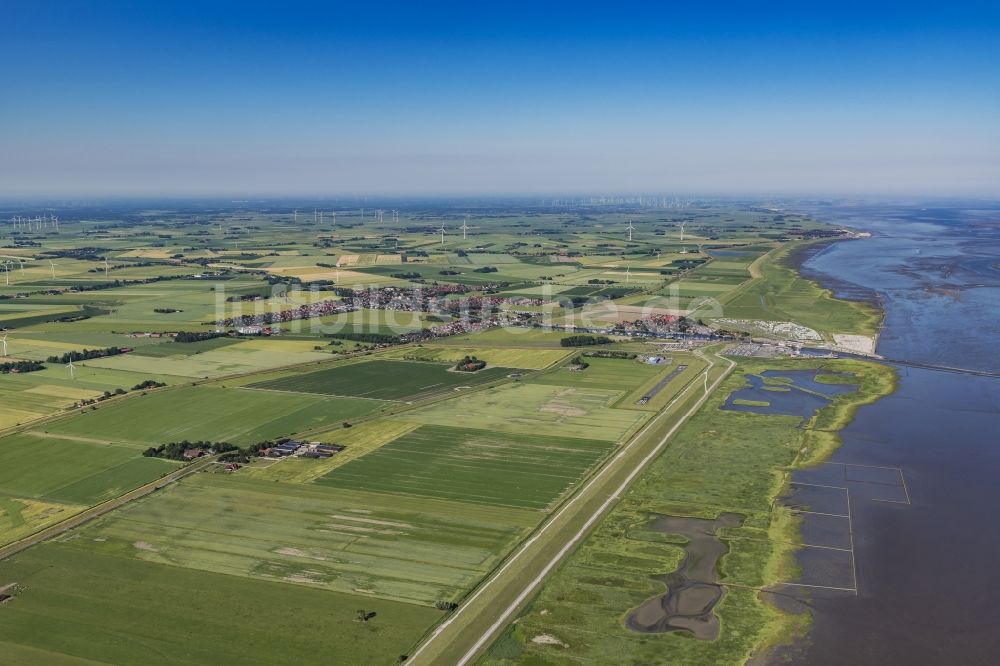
top-left (3, 1), bottom-right (999, 197)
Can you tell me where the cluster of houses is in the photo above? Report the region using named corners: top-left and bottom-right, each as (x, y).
top-left (263, 440), bottom-right (345, 459)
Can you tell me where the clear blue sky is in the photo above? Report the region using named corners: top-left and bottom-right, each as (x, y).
top-left (3, 1), bottom-right (999, 197)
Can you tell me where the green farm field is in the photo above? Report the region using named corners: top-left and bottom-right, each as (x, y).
top-left (316, 424), bottom-right (615, 510)
top-left (405, 381), bottom-right (649, 441)
top-left (44, 385), bottom-right (383, 445)
top-left (379, 345), bottom-right (572, 369)
top-left (0, 433), bottom-right (177, 505)
top-left (62, 473), bottom-right (539, 606)
top-left (247, 359), bottom-right (514, 401)
top-left (0, 543), bottom-right (439, 666)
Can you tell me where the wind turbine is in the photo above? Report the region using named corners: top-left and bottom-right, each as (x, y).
top-left (625, 265), bottom-right (631, 284)
top-left (103, 257), bottom-right (110, 277)
top-left (3, 262), bottom-right (8, 286)
top-left (461, 215), bottom-right (471, 240)
top-left (67, 358), bottom-right (76, 379)
top-left (49, 260), bottom-right (56, 279)
top-left (678, 222), bottom-right (685, 242)
top-left (438, 223), bottom-right (446, 245)
top-left (293, 209), bottom-right (298, 223)
top-left (626, 219), bottom-right (636, 242)
top-left (1, 334), bottom-right (8, 357)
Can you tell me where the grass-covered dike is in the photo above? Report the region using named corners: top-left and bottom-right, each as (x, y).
top-left (480, 357), bottom-right (896, 666)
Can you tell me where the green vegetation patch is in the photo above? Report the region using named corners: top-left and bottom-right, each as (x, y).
top-left (0, 433), bottom-right (176, 505)
top-left (0, 542), bottom-right (439, 665)
top-left (70, 474), bottom-right (538, 606)
top-left (45, 385), bottom-right (382, 446)
top-left (405, 381), bottom-right (648, 441)
top-left (316, 424), bottom-right (614, 510)
top-left (247, 359), bottom-right (511, 400)
top-left (484, 358), bottom-right (896, 666)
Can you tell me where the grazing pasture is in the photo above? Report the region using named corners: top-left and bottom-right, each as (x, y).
top-left (316, 424), bottom-right (615, 510)
top-left (44, 385), bottom-right (383, 445)
top-left (404, 381), bottom-right (648, 441)
top-left (0, 433), bottom-right (176, 504)
top-left (69, 474), bottom-right (538, 606)
top-left (379, 345), bottom-right (571, 369)
top-left (0, 543), bottom-right (438, 666)
top-left (247, 359), bottom-right (512, 401)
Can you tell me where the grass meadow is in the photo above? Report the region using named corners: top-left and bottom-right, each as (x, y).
top-left (405, 381), bottom-right (648, 441)
top-left (247, 359), bottom-right (512, 401)
top-left (44, 385), bottom-right (383, 445)
top-left (64, 473), bottom-right (539, 606)
top-left (0, 542), bottom-right (439, 666)
top-left (315, 424), bottom-right (615, 510)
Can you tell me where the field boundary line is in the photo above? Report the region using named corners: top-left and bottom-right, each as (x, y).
top-left (0, 455), bottom-right (218, 561)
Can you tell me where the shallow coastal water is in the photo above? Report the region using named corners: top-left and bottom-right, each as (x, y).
top-left (777, 203), bottom-right (1000, 665)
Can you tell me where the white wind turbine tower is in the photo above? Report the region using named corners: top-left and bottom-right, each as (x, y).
top-left (293, 209), bottom-right (298, 223)
top-left (67, 358), bottom-right (76, 379)
top-left (1, 334), bottom-right (7, 357)
top-left (679, 222), bottom-right (685, 242)
top-left (103, 257), bottom-right (110, 277)
top-left (625, 265), bottom-right (631, 284)
top-left (438, 223), bottom-right (446, 245)
top-left (49, 260), bottom-right (56, 279)
top-left (3, 262), bottom-right (9, 286)
top-left (626, 219), bottom-right (636, 242)
top-left (17, 258), bottom-right (25, 275)
top-left (461, 215), bottom-right (471, 240)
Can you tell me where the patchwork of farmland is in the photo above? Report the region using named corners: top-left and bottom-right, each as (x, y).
top-left (405, 381), bottom-right (649, 440)
top-left (0, 542), bottom-right (439, 666)
top-left (379, 345), bottom-right (572, 369)
top-left (247, 359), bottom-right (513, 400)
top-left (45, 385), bottom-right (383, 445)
top-left (316, 424), bottom-right (615, 509)
top-left (69, 474), bottom-right (538, 605)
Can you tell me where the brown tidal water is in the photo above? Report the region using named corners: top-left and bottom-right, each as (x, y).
top-left (771, 203), bottom-right (1000, 665)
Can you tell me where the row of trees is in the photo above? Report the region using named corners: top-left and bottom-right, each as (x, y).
top-left (174, 331), bottom-right (228, 343)
top-left (560, 335), bottom-right (612, 347)
top-left (142, 440), bottom-right (239, 461)
top-left (0, 360), bottom-right (45, 374)
top-left (47, 346), bottom-right (126, 363)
